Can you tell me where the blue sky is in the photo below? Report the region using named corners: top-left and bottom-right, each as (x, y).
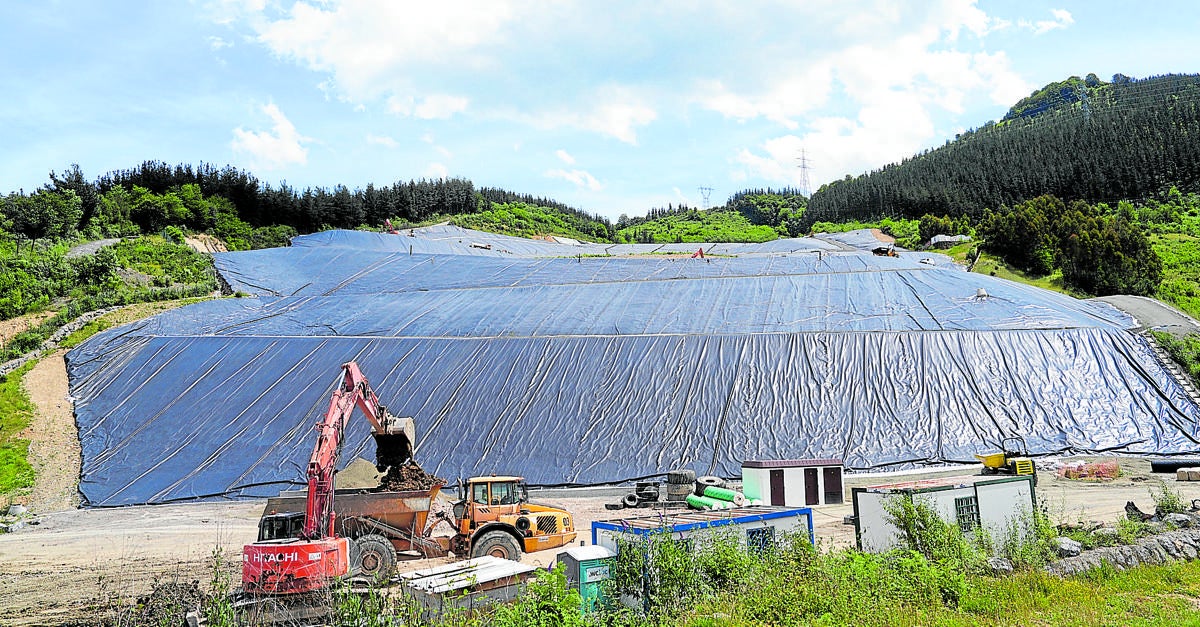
top-left (2, 1), bottom-right (1197, 220)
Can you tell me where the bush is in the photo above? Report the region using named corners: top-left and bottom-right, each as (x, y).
top-left (1151, 482), bottom-right (1187, 515)
top-left (163, 225), bottom-right (185, 245)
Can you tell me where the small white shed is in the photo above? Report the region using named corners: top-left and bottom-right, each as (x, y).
top-left (741, 459), bottom-right (844, 506)
top-left (852, 474), bottom-right (1036, 553)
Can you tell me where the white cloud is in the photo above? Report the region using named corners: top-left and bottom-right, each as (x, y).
top-left (208, 36), bottom-right (232, 50)
top-left (1019, 9), bottom-right (1074, 35)
top-left (388, 94), bottom-right (469, 119)
top-left (716, 1), bottom-right (1037, 186)
top-left (586, 101), bottom-right (657, 144)
top-left (201, 0), bottom-right (267, 25)
top-left (545, 168), bottom-right (603, 191)
top-left (517, 93), bottom-right (657, 144)
top-left (697, 0), bottom-right (1031, 135)
top-left (251, 1), bottom-right (516, 101)
top-left (231, 103), bottom-right (310, 170)
top-left (424, 162), bottom-right (449, 180)
top-left (734, 90), bottom-right (937, 188)
top-left (555, 149), bottom-right (575, 165)
top-left (366, 134), bottom-right (398, 148)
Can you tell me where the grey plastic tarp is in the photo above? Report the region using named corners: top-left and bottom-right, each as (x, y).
top-left (66, 229), bottom-right (1200, 506)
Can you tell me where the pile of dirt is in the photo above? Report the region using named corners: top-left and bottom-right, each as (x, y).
top-left (378, 460), bottom-right (444, 492)
top-left (184, 234), bottom-right (228, 253)
top-left (67, 580), bottom-right (203, 627)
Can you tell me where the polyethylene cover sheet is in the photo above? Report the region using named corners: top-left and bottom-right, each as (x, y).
top-left (67, 229), bottom-right (1200, 506)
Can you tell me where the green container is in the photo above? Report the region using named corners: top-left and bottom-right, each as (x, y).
top-left (686, 494), bottom-right (722, 509)
top-left (557, 546), bottom-right (615, 614)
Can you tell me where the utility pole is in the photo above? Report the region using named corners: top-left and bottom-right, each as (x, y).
top-left (796, 148), bottom-right (813, 198)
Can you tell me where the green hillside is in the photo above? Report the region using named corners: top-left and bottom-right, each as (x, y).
top-left (451, 202), bottom-right (613, 242)
top-left (614, 189), bottom-right (807, 243)
top-left (616, 209), bottom-right (778, 244)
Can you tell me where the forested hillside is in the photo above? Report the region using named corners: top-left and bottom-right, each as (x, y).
top-left (615, 189), bottom-right (807, 243)
top-left (806, 73), bottom-right (1200, 226)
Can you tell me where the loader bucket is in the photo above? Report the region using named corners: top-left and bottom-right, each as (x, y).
top-left (975, 452), bottom-right (1007, 468)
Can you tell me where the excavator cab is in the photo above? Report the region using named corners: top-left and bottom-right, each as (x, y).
top-left (258, 511), bottom-right (305, 541)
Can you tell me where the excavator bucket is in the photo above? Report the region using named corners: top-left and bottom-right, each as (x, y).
top-left (373, 415), bottom-right (415, 472)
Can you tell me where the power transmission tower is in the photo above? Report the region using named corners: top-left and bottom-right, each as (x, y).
top-left (698, 186), bottom-right (714, 210)
top-left (796, 149), bottom-right (813, 197)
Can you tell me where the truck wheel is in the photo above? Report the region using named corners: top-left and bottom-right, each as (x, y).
top-left (471, 530), bottom-right (522, 561)
top-left (355, 534), bottom-right (397, 582)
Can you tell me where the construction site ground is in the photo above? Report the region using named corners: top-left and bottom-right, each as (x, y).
top-left (3, 302), bottom-right (1200, 625)
top-left (2, 454), bottom-right (1194, 626)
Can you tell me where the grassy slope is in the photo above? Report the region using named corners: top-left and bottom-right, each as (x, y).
top-left (0, 362), bottom-right (37, 494)
top-left (674, 561), bottom-right (1200, 626)
top-left (1153, 232), bottom-right (1200, 320)
top-left (450, 202), bottom-right (613, 242)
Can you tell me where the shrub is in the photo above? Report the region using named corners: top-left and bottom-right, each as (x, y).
top-left (1151, 482), bottom-right (1187, 515)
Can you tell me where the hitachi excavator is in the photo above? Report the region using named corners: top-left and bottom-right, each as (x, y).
top-left (240, 362), bottom-right (576, 604)
top-left (241, 361), bottom-right (415, 596)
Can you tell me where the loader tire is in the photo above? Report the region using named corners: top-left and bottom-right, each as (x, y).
top-left (355, 534), bottom-right (397, 583)
top-left (471, 530), bottom-right (522, 561)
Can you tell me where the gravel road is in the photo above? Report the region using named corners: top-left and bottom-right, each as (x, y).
top-left (1093, 294), bottom-right (1200, 337)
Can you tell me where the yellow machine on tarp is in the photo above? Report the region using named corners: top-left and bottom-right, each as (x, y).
top-left (975, 436), bottom-right (1035, 477)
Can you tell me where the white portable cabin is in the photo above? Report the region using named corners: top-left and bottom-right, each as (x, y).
top-left (741, 459), bottom-right (844, 506)
top-left (852, 474), bottom-right (1036, 553)
top-left (591, 505), bottom-right (814, 554)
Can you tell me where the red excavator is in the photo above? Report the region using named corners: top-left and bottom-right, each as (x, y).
top-left (240, 362), bottom-right (576, 605)
top-left (241, 361), bottom-right (415, 595)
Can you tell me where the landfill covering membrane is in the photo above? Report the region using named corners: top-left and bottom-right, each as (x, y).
top-left (66, 227), bottom-right (1200, 506)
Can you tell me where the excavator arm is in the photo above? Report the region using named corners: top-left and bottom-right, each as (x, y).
top-left (302, 361), bottom-right (415, 540)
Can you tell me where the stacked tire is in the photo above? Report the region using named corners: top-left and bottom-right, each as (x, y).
top-left (694, 475), bottom-right (727, 496)
top-left (665, 469), bottom-right (696, 502)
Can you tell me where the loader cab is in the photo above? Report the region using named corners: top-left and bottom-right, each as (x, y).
top-left (470, 477), bottom-right (528, 506)
top-left (258, 511), bottom-right (305, 541)
top-left (461, 476), bottom-right (528, 525)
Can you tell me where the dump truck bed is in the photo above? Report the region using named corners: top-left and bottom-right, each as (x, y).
top-left (263, 486), bottom-right (442, 540)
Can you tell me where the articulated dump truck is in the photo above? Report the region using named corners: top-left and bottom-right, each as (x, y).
top-left (254, 475), bottom-right (576, 587)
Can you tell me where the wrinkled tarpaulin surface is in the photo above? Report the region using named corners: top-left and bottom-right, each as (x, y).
top-left (67, 228), bottom-right (1200, 505)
